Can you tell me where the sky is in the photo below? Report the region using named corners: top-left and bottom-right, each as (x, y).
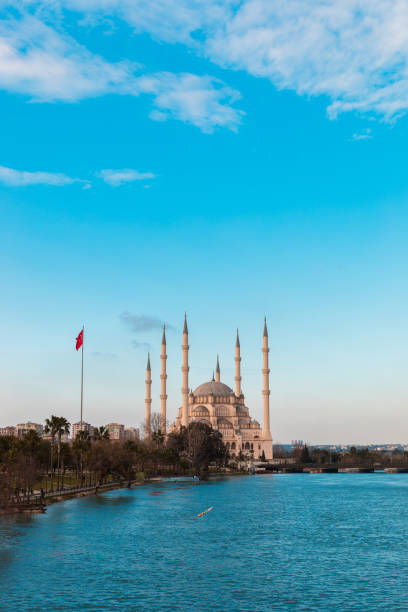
top-left (1, 0), bottom-right (408, 444)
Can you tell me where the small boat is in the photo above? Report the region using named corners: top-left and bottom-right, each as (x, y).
top-left (192, 506), bottom-right (214, 520)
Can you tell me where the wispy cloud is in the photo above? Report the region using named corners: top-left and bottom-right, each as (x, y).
top-left (43, 0), bottom-right (408, 122)
top-left (0, 164), bottom-right (155, 188)
top-left (97, 168), bottom-right (155, 186)
top-left (0, 165), bottom-right (79, 186)
top-left (0, 13), bottom-right (133, 102)
top-left (137, 72), bottom-right (243, 133)
top-left (7, 2), bottom-right (408, 125)
top-left (0, 12), bottom-right (242, 132)
top-left (350, 128), bottom-right (372, 142)
top-left (120, 311), bottom-right (175, 333)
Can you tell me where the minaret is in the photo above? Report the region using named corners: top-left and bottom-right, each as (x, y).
top-left (215, 355), bottom-right (221, 382)
top-left (262, 318), bottom-right (272, 441)
top-left (181, 313), bottom-right (189, 427)
top-left (145, 352), bottom-right (152, 439)
top-left (160, 325), bottom-right (167, 435)
top-left (235, 328), bottom-right (242, 396)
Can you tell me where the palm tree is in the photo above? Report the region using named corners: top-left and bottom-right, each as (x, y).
top-left (55, 417), bottom-right (70, 490)
top-left (73, 430), bottom-right (91, 486)
top-left (92, 426), bottom-right (110, 441)
top-left (21, 429), bottom-right (41, 459)
top-left (44, 416), bottom-right (70, 491)
top-left (44, 416), bottom-right (57, 492)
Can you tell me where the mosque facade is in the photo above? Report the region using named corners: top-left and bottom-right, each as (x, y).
top-left (144, 316), bottom-right (273, 461)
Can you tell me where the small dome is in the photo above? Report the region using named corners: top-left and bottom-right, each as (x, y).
top-left (193, 380), bottom-right (234, 397)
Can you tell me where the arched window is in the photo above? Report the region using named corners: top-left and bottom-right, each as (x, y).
top-left (191, 406), bottom-right (209, 417)
top-left (218, 418), bottom-right (232, 428)
top-left (226, 442), bottom-right (230, 450)
top-left (245, 442), bottom-right (250, 450)
top-left (239, 419), bottom-right (250, 428)
top-left (231, 442), bottom-right (236, 450)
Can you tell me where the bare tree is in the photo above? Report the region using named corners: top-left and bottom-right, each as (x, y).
top-left (142, 412), bottom-right (166, 446)
top-left (273, 444), bottom-right (287, 458)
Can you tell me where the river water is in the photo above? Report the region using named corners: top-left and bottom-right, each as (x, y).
top-left (1, 473), bottom-right (408, 611)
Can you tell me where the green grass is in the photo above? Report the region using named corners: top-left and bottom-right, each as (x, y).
top-left (34, 472), bottom-right (116, 492)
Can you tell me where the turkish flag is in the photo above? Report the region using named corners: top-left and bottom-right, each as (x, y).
top-left (75, 329), bottom-right (84, 351)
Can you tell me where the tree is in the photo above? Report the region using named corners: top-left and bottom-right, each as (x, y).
top-left (93, 426), bottom-right (110, 441)
top-left (111, 441), bottom-right (137, 485)
top-left (143, 412), bottom-right (165, 445)
top-left (21, 429), bottom-right (42, 459)
top-left (167, 422), bottom-right (227, 475)
top-left (273, 444), bottom-right (287, 458)
top-left (44, 415), bottom-right (59, 491)
top-left (88, 440), bottom-right (113, 484)
top-left (45, 416), bottom-right (70, 490)
top-left (300, 444), bottom-right (311, 464)
top-left (260, 450), bottom-right (266, 462)
top-left (72, 430), bottom-right (91, 485)
top-left (0, 433), bottom-right (46, 501)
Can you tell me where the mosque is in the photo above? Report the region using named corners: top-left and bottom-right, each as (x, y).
top-left (144, 315), bottom-right (273, 460)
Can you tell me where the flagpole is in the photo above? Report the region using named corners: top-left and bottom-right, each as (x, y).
top-left (80, 326), bottom-right (84, 429)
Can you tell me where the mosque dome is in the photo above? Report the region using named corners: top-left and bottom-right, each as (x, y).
top-left (193, 380), bottom-right (234, 397)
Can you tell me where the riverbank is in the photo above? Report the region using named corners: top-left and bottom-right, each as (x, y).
top-left (0, 478), bottom-right (147, 515)
top-left (0, 473), bottom-right (224, 515)
top-left (5, 466), bottom-right (402, 515)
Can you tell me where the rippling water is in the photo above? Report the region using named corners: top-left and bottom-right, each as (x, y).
top-left (1, 473), bottom-right (408, 610)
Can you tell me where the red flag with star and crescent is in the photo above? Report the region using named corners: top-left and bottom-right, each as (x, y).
top-left (75, 329), bottom-right (84, 351)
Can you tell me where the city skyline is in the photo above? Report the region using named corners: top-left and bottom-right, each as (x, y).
top-left (1, 2), bottom-right (408, 444)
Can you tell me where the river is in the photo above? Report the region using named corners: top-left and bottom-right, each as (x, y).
top-left (1, 473), bottom-right (408, 610)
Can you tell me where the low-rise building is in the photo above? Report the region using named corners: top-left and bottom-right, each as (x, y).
top-left (0, 426), bottom-right (17, 437)
top-left (72, 422), bottom-right (93, 439)
top-left (16, 422), bottom-right (44, 437)
top-left (105, 423), bottom-right (125, 442)
top-left (124, 427), bottom-right (140, 441)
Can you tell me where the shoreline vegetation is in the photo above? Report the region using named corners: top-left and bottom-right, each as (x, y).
top-left (2, 414), bottom-right (408, 515)
top-left (0, 415), bottom-right (228, 515)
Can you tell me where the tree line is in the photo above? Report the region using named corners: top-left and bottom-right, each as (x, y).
top-left (0, 415), bottom-right (228, 504)
top-left (274, 443), bottom-right (408, 468)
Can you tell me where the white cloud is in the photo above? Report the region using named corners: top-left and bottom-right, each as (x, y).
top-left (135, 72), bottom-right (243, 133)
top-left (0, 165), bottom-right (79, 186)
top-left (205, 0), bottom-right (408, 121)
top-left (97, 168), bottom-right (155, 186)
top-left (0, 165), bottom-right (154, 187)
top-left (0, 10), bottom-right (243, 132)
top-left (7, 1), bottom-right (408, 124)
top-left (350, 128), bottom-right (372, 141)
top-left (42, 0), bottom-right (408, 122)
top-left (56, 0), bottom-right (230, 45)
top-left (0, 13), bottom-right (133, 102)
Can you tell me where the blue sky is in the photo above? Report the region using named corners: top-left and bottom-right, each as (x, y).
top-left (1, 1), bottom-right (408, 444)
